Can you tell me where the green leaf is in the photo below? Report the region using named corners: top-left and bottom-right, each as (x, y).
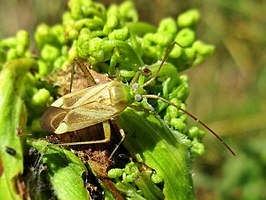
top-left (0, 58), bottom-right (37, 200)
top-left (118, 109), bottom-right (195, 200)
top-left (29, 139), bottom-right (89, 200)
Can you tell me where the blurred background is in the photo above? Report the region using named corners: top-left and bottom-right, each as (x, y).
top-left (0, 0), bottom-right (265, 199)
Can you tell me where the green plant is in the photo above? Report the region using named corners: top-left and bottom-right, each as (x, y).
top-left (0, 0), bottom-right (215, 199)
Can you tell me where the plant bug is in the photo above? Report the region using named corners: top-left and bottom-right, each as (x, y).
top-left (40, 42), bottom-right (235, 156)
top-left (41, 58), bottom-right (126, 157)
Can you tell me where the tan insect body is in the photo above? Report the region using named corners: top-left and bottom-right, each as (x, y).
top-left (41, 80), bottom-right (133, 134)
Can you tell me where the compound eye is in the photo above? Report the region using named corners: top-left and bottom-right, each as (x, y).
top-left (135, 94), bottom-right (142, 102)
top-left (132, 82), bottom-right (139, 90)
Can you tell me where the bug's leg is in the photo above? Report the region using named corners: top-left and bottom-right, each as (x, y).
top-left (74, 58), bottom-right (96, 86)
top-left (142, 42), bottom-right (181, 88)
top-left (109, 118), bottom-right (125, 159)
top-left (70, 58), bottom-right (97, 93)
top-left (129, 65), bottom-right (153, 87)
top-left (69, 59), bottom-right (75, 93)
top-left (101, 120), bottom-right (112, 143)
top-left (129, 70), bottom-right (142, 86)
top-left (54, 121), bottom-right (111, 146)
top-left (128, 104), bottom-right (158, 116)
top-left (129, 42), bottom-right (180, 87)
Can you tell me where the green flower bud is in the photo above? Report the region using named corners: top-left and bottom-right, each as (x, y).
top-left (168, 105), bottom-right (179, 118)
top-left (41, 44), bottom-right (60, 63)
top-left (183, 47), bottom-right (195, 60)
top-left (170, 118), bottom-right (186, 131)
top-left (37, 60), bottom-right (49, 76)
top-left (154, 32), bottom-right (173, 46)
top-left (193, 40), bottom-right (215, 56)
top-left (77, 29), bottom-right (92, 58)
top-left (86, 37), bottom-right (105, 62)
top-left (103, 15), bottom-right (119, 34)
top-left (68, 44), bottom-right (77, 62)
top-left (75, 17), bottom-right (104, 31)
top-left (124, 174), bottom-right (136, 183)
top-left (61, 45), bottom-right (68, 56)
top-left (62, 11), bottom-right (73, 24)
top-left (192, 41), bottom-right (215, 66)
top-left (188, 126), bottom-right (200, 138)
top-left (69, 0), bottom-right (83, 19)
top-left (7, 49), bottom-right (18, 60)
top-left (16, 30), bottom-right (29, 56)
top-left (188, 126), bottom-right (205, 140)
top-left (31, 88), bottom-right (51, 106)
top-left (169, 44), bottom-right (183, 58)
top-left (175, 28), bottom-right (195, 47)
top-left (125, 162), bottom-right (139, 175)
top-left (0, 37), bottom-right (16, 48)
top-left (81, 0), bottom-right (105, 18)
top-left (16, 30), bottom-right (29, 45)
top-left (16, 45), bottom-right (25, 57)
top-left (35, 23), bottom-right (50, 49)
top-left (54, 56), bottom-right (68, 70)
top-left (190, 142), bottom-right (205, 157)
top-left (107, 4), bottom-right (119, 17)
top-left (198, 129), bottom-right (205, 139)
top-left (0, 1), bottom-right (216, 199)
top-left (108, 168), bottom-right (123, 179)
top-left (143, 33), bottom-right (155, 43)
top-left (177, 9), bottom-right (200, 27)
top-left (51, 25), bottom-right (65, 45)
top-left (64, 21), bottom-right (79, 40)
top-left (158, 18), bottom-right (177, 35)
top-left (119, 1), bottom-right (138, 22)
top-left (108, 27), bottom-right (129, 40)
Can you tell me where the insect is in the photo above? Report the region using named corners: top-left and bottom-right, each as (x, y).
top-left (41, 58), bottom-right (125, 157)
top-left (40, 42), bottom-right (235, 156)
top-left (5, 146), bottom-right (16, 156)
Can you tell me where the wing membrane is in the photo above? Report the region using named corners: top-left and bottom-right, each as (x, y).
top-left (53, 82), bottom-right (126, 132)
top-left (62, 104), bottom-right (118, 132)
top-left (59, 82), bottom-right (111, 109)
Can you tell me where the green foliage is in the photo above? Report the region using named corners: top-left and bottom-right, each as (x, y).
top-left (0, 0), bottom-right (215, 199)
top-left (118, 109), bottom-right (194, 199)
top-left (29, 139), bottom-right (89, 199)
top-left (0, 59), bottom-right (38, 200)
